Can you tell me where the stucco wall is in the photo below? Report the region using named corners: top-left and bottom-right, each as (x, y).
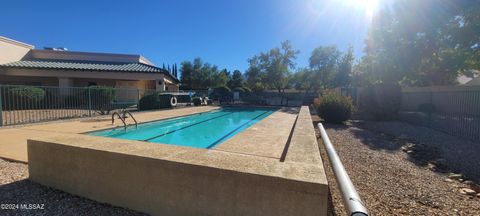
top-left (0, 75), bottom-right (58, 86)
top-left (0, 37), bottom-right (33, 64)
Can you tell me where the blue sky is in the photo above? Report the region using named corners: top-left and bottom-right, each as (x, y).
top-left (1, 0), bottom-right (379, 72)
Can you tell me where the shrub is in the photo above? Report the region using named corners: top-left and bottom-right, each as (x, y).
top-left (139, 93), bottom-right (175, 110)
top-left (139, 93), bottom-right (159, 110)
top-left (242, 86), bottom-right (252, 93)
top-left (360, 83), bottom-right (401, 120)
top-left (313, 98), bottom-right (321, 108)
top-left (87, 86), bottom-right (116, 114)
top-left (251, 82), bottom-right (265, 92)
top-left (8, 86), bottom-right (46, 102)
top-left (192, 97), bottom-right (202, 106)
top-left (159, 94), bottom-right (175, 108)
top-left (5, 86), bottom-right (46, 110)
top-left (176, 94), bottom-right (191, 103)
top-left (233, 86), bottom-right (245, 93)
top-left (210, 86), bottom-right (232, 102)
top-left (232, 86), bottom-right (252, 94)
top-left (317, 92), bottom-right (353, 124)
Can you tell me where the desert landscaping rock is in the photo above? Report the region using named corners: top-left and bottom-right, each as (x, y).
top-left (444, 178), bottom-right (454, 183)
top-left (316, 119), bottom-right (480, 215)
top-left (460, 188), bottom-right (476, 196)
top-left (463, 181), bottom-right (480, 192)
top-left (449, 173), bottom-right (463, 180)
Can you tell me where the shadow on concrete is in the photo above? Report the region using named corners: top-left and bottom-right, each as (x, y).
top-left (0, 179), bottom-right (145, 216)
top-left (278, 107), bottom-right (300, 115)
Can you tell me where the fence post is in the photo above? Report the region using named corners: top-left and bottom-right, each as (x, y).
top-left (88, 87), bottom-right (92, 117)
top-left (137, 88), bottom-right (140, 111)
top-left (0, 85), bottom-right (3, 127)
top-left (428, 90), bottom-right (433, 127)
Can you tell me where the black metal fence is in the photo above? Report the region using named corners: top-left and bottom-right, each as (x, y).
top-left (336, 85), bottom-right (480, 141)
top-left (234, 91), bottom-right (315, 106)
top-left (0, 85), bottom-right (316, 126)
top-left (400, 86), bottom-right (480, 141)
top-left (0, 85), bottom-right (158, 126)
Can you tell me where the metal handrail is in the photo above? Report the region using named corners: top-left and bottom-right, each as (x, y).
top-left (318, 123), bottom-right (369, 216)
top-left (122, 110), bottom-right (138, 129)
top-left (111, 112), bottom-right (127, 131)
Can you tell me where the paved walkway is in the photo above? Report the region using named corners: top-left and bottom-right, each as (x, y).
top-left (215, 107), bottom-right (298, 159)
top-left (0, 106), bottom-right (218, 162)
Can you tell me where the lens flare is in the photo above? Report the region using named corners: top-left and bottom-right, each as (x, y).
top-left (345, 0), bottom-right (380, 19)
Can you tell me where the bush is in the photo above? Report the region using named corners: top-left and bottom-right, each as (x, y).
top-left (360, 83), bottom-right (401, 120)
top-left (139, 93), bottom-right (158, 110)
top-left (251, 82), bottom-right (265, 92)
top-left (232, 86), bottom-right (252, 94)
top-left (159, 94), bottom-right (175, 108)
top-left (316, 92), bottom-right (353, 124)
top-left (139, 93), bottom-right (175, 110)
top-left (233, 86), bottom-right (245, 93)
top-left (242, 86), bottom-right (252, 93)
top-left (210, 86), bottom-right (232, 102)
top-left (9, 86), bottom-right (46, 102)
top-left (176, 94), bottom-right (191, 103)
top-left (5, 86), bottom-right (46, 110)
top-left (192, 97), bottom-right (202, 106)
top-left (87, 86), bottom-right (116, 114)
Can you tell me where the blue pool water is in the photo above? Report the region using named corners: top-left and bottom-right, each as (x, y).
top-left (89, 107), bottom-right (276, 149)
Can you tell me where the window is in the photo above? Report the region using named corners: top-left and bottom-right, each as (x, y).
top-left (88, 82), bottom-right (97, 86)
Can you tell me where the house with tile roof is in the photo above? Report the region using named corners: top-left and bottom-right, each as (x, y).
top-left (0, 36), bottom-right (180, 94)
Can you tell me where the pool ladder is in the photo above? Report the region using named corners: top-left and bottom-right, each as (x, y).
top-left (111, 109), bottom-right (138, 131)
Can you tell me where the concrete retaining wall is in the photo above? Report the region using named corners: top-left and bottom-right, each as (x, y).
top-left (27, 106), bottom-right (327, 215)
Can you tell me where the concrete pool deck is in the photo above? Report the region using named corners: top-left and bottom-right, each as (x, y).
top-left (0, 106), bottom-right (218, 162)
top-left (2, 105), bottom-right (328, 215)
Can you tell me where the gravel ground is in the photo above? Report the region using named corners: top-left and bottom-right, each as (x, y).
top-left (355, 120), bottom-right (480, 182)
top-left (314, 116), bottom-right (480, 215)
top-left (0, 159), bottom-right (145, 216)
top-left (2, 114), bottom-right (479, 215)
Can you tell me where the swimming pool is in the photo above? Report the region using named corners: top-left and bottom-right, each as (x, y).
top-left (89, 107), bottom-right (276, 149)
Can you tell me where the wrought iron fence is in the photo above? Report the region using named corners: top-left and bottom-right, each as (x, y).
top-left (0, 85), bottom-right (165, 126)
top-left (400, 86), bottom-right (480, 141)
top-left (233, 91), bottom-right (314, 106)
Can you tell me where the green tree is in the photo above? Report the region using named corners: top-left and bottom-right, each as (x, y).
top-left (289, 68), bottom-right (311, 90)
top-left (360, 0), bottom-right (480, 86)
top-left (309, 46), bottom-right (341, 90)
top-left (180, 61), bottom-right (193, 88)
top-left (228, 70), bottom-right (245, 89)
top-left (180, 58), bottom-right (229, 89)
top-left (245, 56), bottom-right (265, 91)
top-left (246, 41), bottom-right (299, 93)
top-left (335, 45), bottom-right (354, 87)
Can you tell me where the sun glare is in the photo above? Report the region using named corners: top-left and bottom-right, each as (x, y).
top-left (345, 0), bottom-right (380, 18)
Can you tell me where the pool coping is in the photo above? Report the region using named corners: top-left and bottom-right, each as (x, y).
top-left (0, 106), bottom-right (220, 163)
